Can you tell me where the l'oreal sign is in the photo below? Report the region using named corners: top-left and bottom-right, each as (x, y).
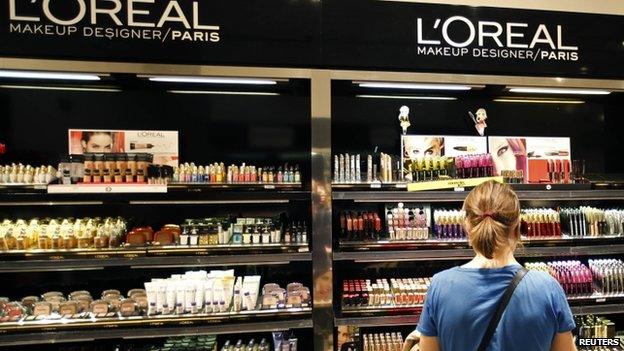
top-left (8, 0), bottom-right (220, 43)
top-left (416, 16), bottom-right (579, 61)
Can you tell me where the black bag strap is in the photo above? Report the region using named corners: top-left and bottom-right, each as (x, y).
top-left (477, 267), bottom-right (528, 351)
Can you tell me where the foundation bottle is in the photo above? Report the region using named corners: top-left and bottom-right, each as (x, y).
top-left (126, 154), bottom-right (137, 182)
top-left (115, 154), bottom-right (127, 180)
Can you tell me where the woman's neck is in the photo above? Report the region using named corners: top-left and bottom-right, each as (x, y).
top-left (463, 249), bottom-right (519, 269)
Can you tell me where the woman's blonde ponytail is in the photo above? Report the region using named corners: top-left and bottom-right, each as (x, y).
top-left (463, 181), bottom-right (521, 259)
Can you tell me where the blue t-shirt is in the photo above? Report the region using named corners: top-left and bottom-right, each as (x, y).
top-left (417, 264), bottom-right (575, 351)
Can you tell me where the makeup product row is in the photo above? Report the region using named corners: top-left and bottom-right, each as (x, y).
top-left (173, 162), bottom-right (301, 184)
top-left (501, 170), bottom-right (524, 184)
top-left (560, 207), bottom-right (624, 237)
top-left (433, 209), bottom-right (467, 239)
top-left (0, 288), bottom-right (148, 323)
top-left (528, 159), bottom-right (571, 184)
top-left (147, 335), bottom-right (217, 351)
top-left (0, 271), bottom-right (309, 325)
top-left (589, 259), bottom-right (624, 295)
top-left (334, 153), bottom-right (400, 183)
top-left (62, 153), bottom-right (154, 185)
top-left (179, 218), bottom-right (307, 246)
top-left (405, 156), bottom-right (454, 182)
top-left (0, 217), bottom-right (126, 251)
top-left (386, 203), bottom-right (430, 241)
top-left (147, 164), bottom-right (175, 185)
top-left (520, 209), bottom-right (562, 238)
top-left (339, 211), bottom-right (383, 241)
top-left (363, 333), bottom-right (404, 351)
top-left (220, 338), bottom-right (271, 351)
top-left (342, 278), bottom-right (430, 308)
top-left (126, 224), bottom-right (181, 246)
top-left (270, 331), bottom-right (299, 351)
top-left (143, 270), bottom-right (310, 316)
top-left (0, 164), bottom-right (57, 185)
top-left (575, 315), bottom-right (617, 340)
top-left (525, 261), bottom-right (594, 296)
top-left (0, 215), bottom-right (307, 251)
top-left (455, 154), bottom-right (494, 179)
top-left (339, 205), bottom-right (460, 243)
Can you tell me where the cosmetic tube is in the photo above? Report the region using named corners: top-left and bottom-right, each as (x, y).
top-left (156, 282), bottom-right (167, 315)
top-left (185, 283), bottom-right (196, 314)
top-left (223, 276), bottom-right (236, 311)
top-left (212, 279), bottom-right (223, 313)
top-left (204, 279), bottom-right (214, 313)
top-left (243, 276), bottom-right (261, 311)
top-left (356, 154), bottom-right (361, 182)
top-left (144, 282), bottom-right (157, 316)
top-left (165, 283), bottom-right (176, 315)
top-left (344, 154), bottom-right (350, 182)
top-left (175, 283), bottom-right (185, 314)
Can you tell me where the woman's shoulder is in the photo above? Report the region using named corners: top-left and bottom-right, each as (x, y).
top-left (524, 269), bottom-right (559, 286)
top-left (431, 267), bottom-right (463, 282)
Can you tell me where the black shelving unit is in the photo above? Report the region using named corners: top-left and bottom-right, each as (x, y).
top-left (0, 314), bottom-right (312, 347)
top-left (332, 186), bottom-right (624, 343)
top-left (0, 251), bottom-right (311, 273)
top-left (334, 244), bottom-right (624, 262)
top-left (0, 184), bottom-right (314, 344)
top-left (333, 189), bottom-right (624, 202)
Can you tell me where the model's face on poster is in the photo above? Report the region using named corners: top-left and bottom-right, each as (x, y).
top-left (403, 137), bottom-right (443, 161)
top-left (82, 133), bottom-right (113, 153)
top-left (490, 138), bottom-right (515, 172)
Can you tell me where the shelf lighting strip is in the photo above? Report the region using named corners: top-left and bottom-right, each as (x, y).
top-left (508, 87), bottom-right (612, 95)
top-left (356, 81), bottom-right (478, 90)
top-left (146, 76), bottom-right (280, 85)
top-left (0, 70), bottom-right (102, 81)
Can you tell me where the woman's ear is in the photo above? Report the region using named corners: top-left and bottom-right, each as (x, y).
top-left (80, 140), bottom-right (87, 151)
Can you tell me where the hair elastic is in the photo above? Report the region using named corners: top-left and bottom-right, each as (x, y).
top-left (482, 211), bottom-right (495, 218)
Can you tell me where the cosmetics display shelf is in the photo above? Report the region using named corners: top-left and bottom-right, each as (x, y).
top-left (0, 246), bottom-right (311, 273)
top-left (570, 304), bottom-right (624, 316)
top-left (0, 311), bottom-right (312, 347)
top-left (340, 236), bottom-right (624, 252)
top-left (334, 315), bottom-right (419, 328)
top-left (335, 295), bottom-right (624, 327)
top-left (341, 305), bottom-right (422, 316)
top-left (169, 183), bottom-right (303, 191)
top-left (333, 189), bottom-right (624, 203)
top-left (332, 182), bottom-right (591, 191)
top-left (334, 244), bottom-right (624, 262)
top-left (0, 189), bottom-right (310, 206)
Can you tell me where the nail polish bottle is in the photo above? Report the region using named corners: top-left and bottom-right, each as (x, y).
top-left (294, 166), bottom-right (301, 183)
top-left (277, 167), bottom-right (284, 183)
top-left (268, 167), bottom-right (274, 183)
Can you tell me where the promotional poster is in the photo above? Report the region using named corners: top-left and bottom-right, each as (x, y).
top-left (68, 129), bottom-right (179, 167)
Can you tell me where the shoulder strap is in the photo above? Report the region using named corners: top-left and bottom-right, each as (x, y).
top-left (477, 267), bottom-right (528, 351)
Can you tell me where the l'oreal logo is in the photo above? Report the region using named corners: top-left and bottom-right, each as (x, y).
top-left (417, 16), bottom-right (578, 50)
top-left (9, 0), bottom-right (218, 30)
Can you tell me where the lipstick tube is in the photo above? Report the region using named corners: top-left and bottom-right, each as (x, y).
top-left (355, 154), bottom-right (361, 182)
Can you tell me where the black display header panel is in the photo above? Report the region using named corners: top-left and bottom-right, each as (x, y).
top-left (1, 0), bottom-right (623, 78)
